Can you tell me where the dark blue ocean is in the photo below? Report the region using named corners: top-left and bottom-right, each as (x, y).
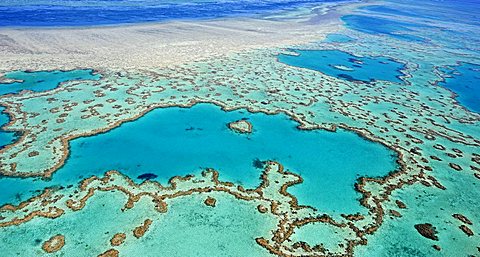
top-left (0, 0), bottom-right (341, 27)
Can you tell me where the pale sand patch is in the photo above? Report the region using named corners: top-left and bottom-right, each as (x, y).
top-left (0, 3), bottom-right (352, 71)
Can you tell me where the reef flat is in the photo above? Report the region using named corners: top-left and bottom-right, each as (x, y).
top-left (0, 1), bottom-right (355, 71)
top-left (0, 0), bottom-right (479, 256)
top-left (0, 104), bottom-right (396, 216)
top-left (228, 119), bottom-right (253, 134)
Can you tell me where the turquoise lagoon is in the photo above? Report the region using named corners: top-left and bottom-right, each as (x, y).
top-left (0, 190), bottom-right (277, 256)
top-left (0, 103), bottom-right (397, 215)
top-left (278, 49), bottom-right (405, 83)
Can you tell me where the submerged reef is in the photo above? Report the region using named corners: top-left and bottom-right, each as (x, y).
top-left (0, 161), bottom-right (367, 256)
top-left (0, 40), bottom-right (479, 255)
top-left (0, 0), bottom-right (479, 256)
top-left (42, 234), bottom-right (65, 253)
top-left (414, 224), bottom-right (438, 241)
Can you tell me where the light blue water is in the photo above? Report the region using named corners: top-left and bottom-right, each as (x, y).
top-left (0, 104), bottom-right (396, 214)
top-left (439, 63), bottom-right (480, 113)
top-left (278, 49), bottom-right (405, 83)
top-left (0, 69), bottom-right (100, 96)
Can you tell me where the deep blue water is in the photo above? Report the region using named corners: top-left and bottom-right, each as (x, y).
top-left (0, 69), bottom-right (100, 96)
top-left (0, 0), bottom-right (338, 27)
top-left (0, 104), bottom-right (397, 214)
top-left (342, 15), bottom-right (428, 42)
top-left (439, 63), bottom-right (480, 113)
top-left (278, 49), bottom-right (405, 83)
top-left (344, 0), bottom-right (480, 44)
top-left (381, 0), bottom-right (480, 26)
top-left (361, 5), bottom-right (415, 18)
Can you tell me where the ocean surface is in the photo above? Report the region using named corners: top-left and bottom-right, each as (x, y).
top-left (0, 0), bottom-right (341, 27)
top-left (342, 14), bottom-right (430, 42)
top-left (278, 49), bottom-right (405, 83)
top-left (438, 63), bottom-right (480, 113)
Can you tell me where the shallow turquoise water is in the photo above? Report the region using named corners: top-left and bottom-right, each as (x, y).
top-left (0, 69), bottom-right (100, 149)
top-left (278, 49), bottom-right (405, 83)
top-left (0, 190), bottom-right (276, 256)
top-left (120, 192), bottom-right (276, 256)
top-left (439, 63), bottom-right (480, 113)
top-left (0, 103), bottom-right (396, 215)
top-left (0, 69), bottom-right (100, 96)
